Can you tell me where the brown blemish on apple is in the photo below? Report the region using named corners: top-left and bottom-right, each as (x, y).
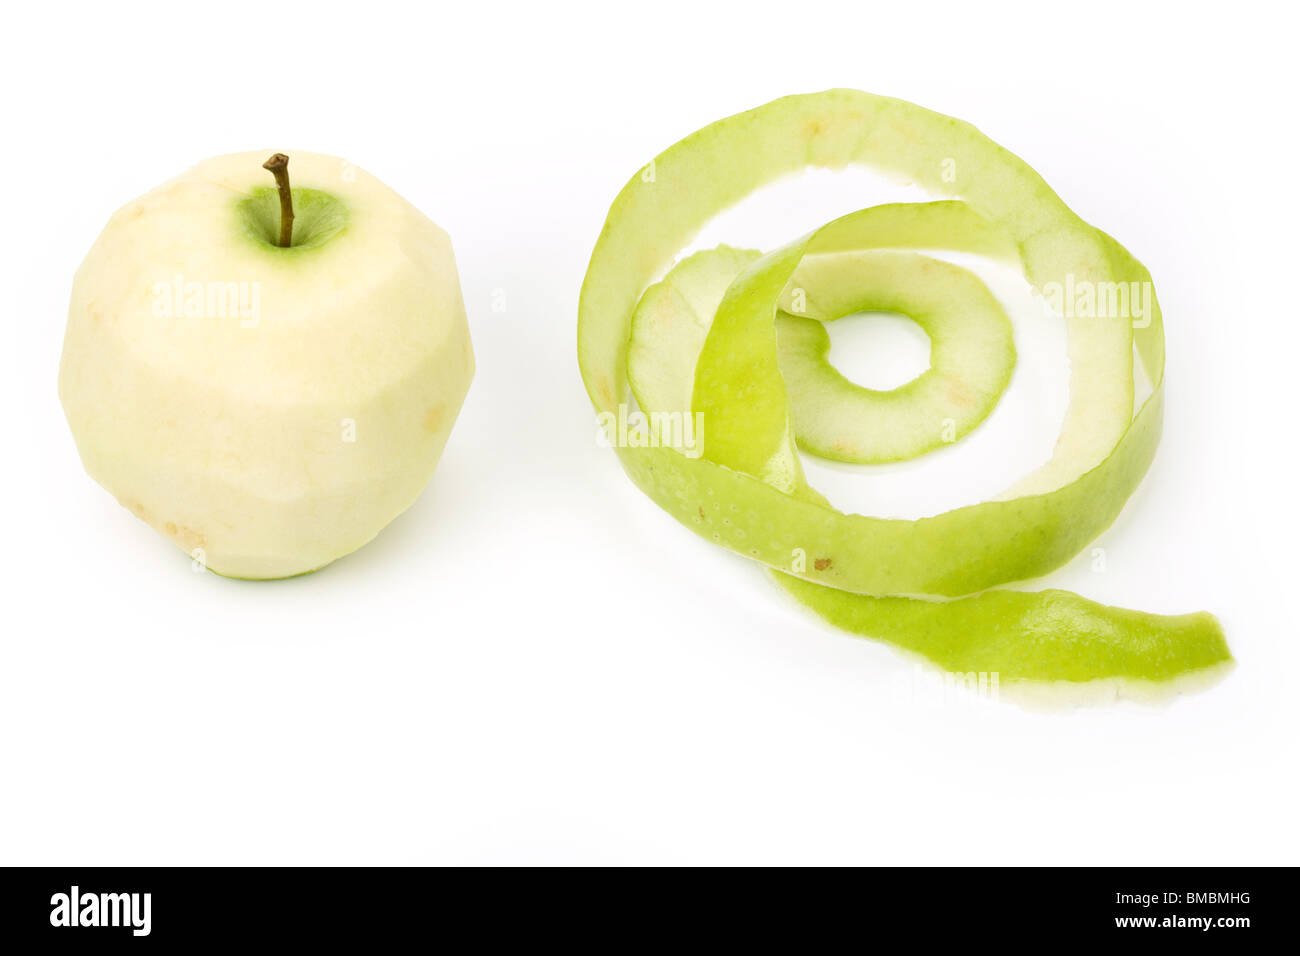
top-left (122, 498), bottom-right (206, 550)
top-left (814, 557), bottom-right (832, 571)
top-left (164, 521), bottom-right (206, 551)
top-left (423, 404), bottom-right (445, 433)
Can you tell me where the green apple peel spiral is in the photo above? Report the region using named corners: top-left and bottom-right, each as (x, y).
top-left (577, 90), bottom-right (1230, 697)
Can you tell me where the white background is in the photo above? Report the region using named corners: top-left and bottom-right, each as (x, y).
top-left (1, 1), bottom-right (1296, 865)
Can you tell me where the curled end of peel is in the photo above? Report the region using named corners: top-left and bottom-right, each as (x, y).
top-left (772, 572), bottom-right (1232, 707)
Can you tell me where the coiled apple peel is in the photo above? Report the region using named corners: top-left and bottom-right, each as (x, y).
top-left (578, 90), bottom-right (1230, 700)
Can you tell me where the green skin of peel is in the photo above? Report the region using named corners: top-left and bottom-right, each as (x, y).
top-left (577, 90), bottom-right (1230, 693)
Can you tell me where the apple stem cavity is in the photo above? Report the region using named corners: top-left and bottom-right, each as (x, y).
top-left (262, 153), bottom-right (295, 248)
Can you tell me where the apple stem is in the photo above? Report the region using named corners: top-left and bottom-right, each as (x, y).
top-left (262, 153), bottom-right (294, 247)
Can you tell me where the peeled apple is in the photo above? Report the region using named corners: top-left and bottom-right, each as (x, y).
top-left (59, 151), bottom-right (474, 579)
